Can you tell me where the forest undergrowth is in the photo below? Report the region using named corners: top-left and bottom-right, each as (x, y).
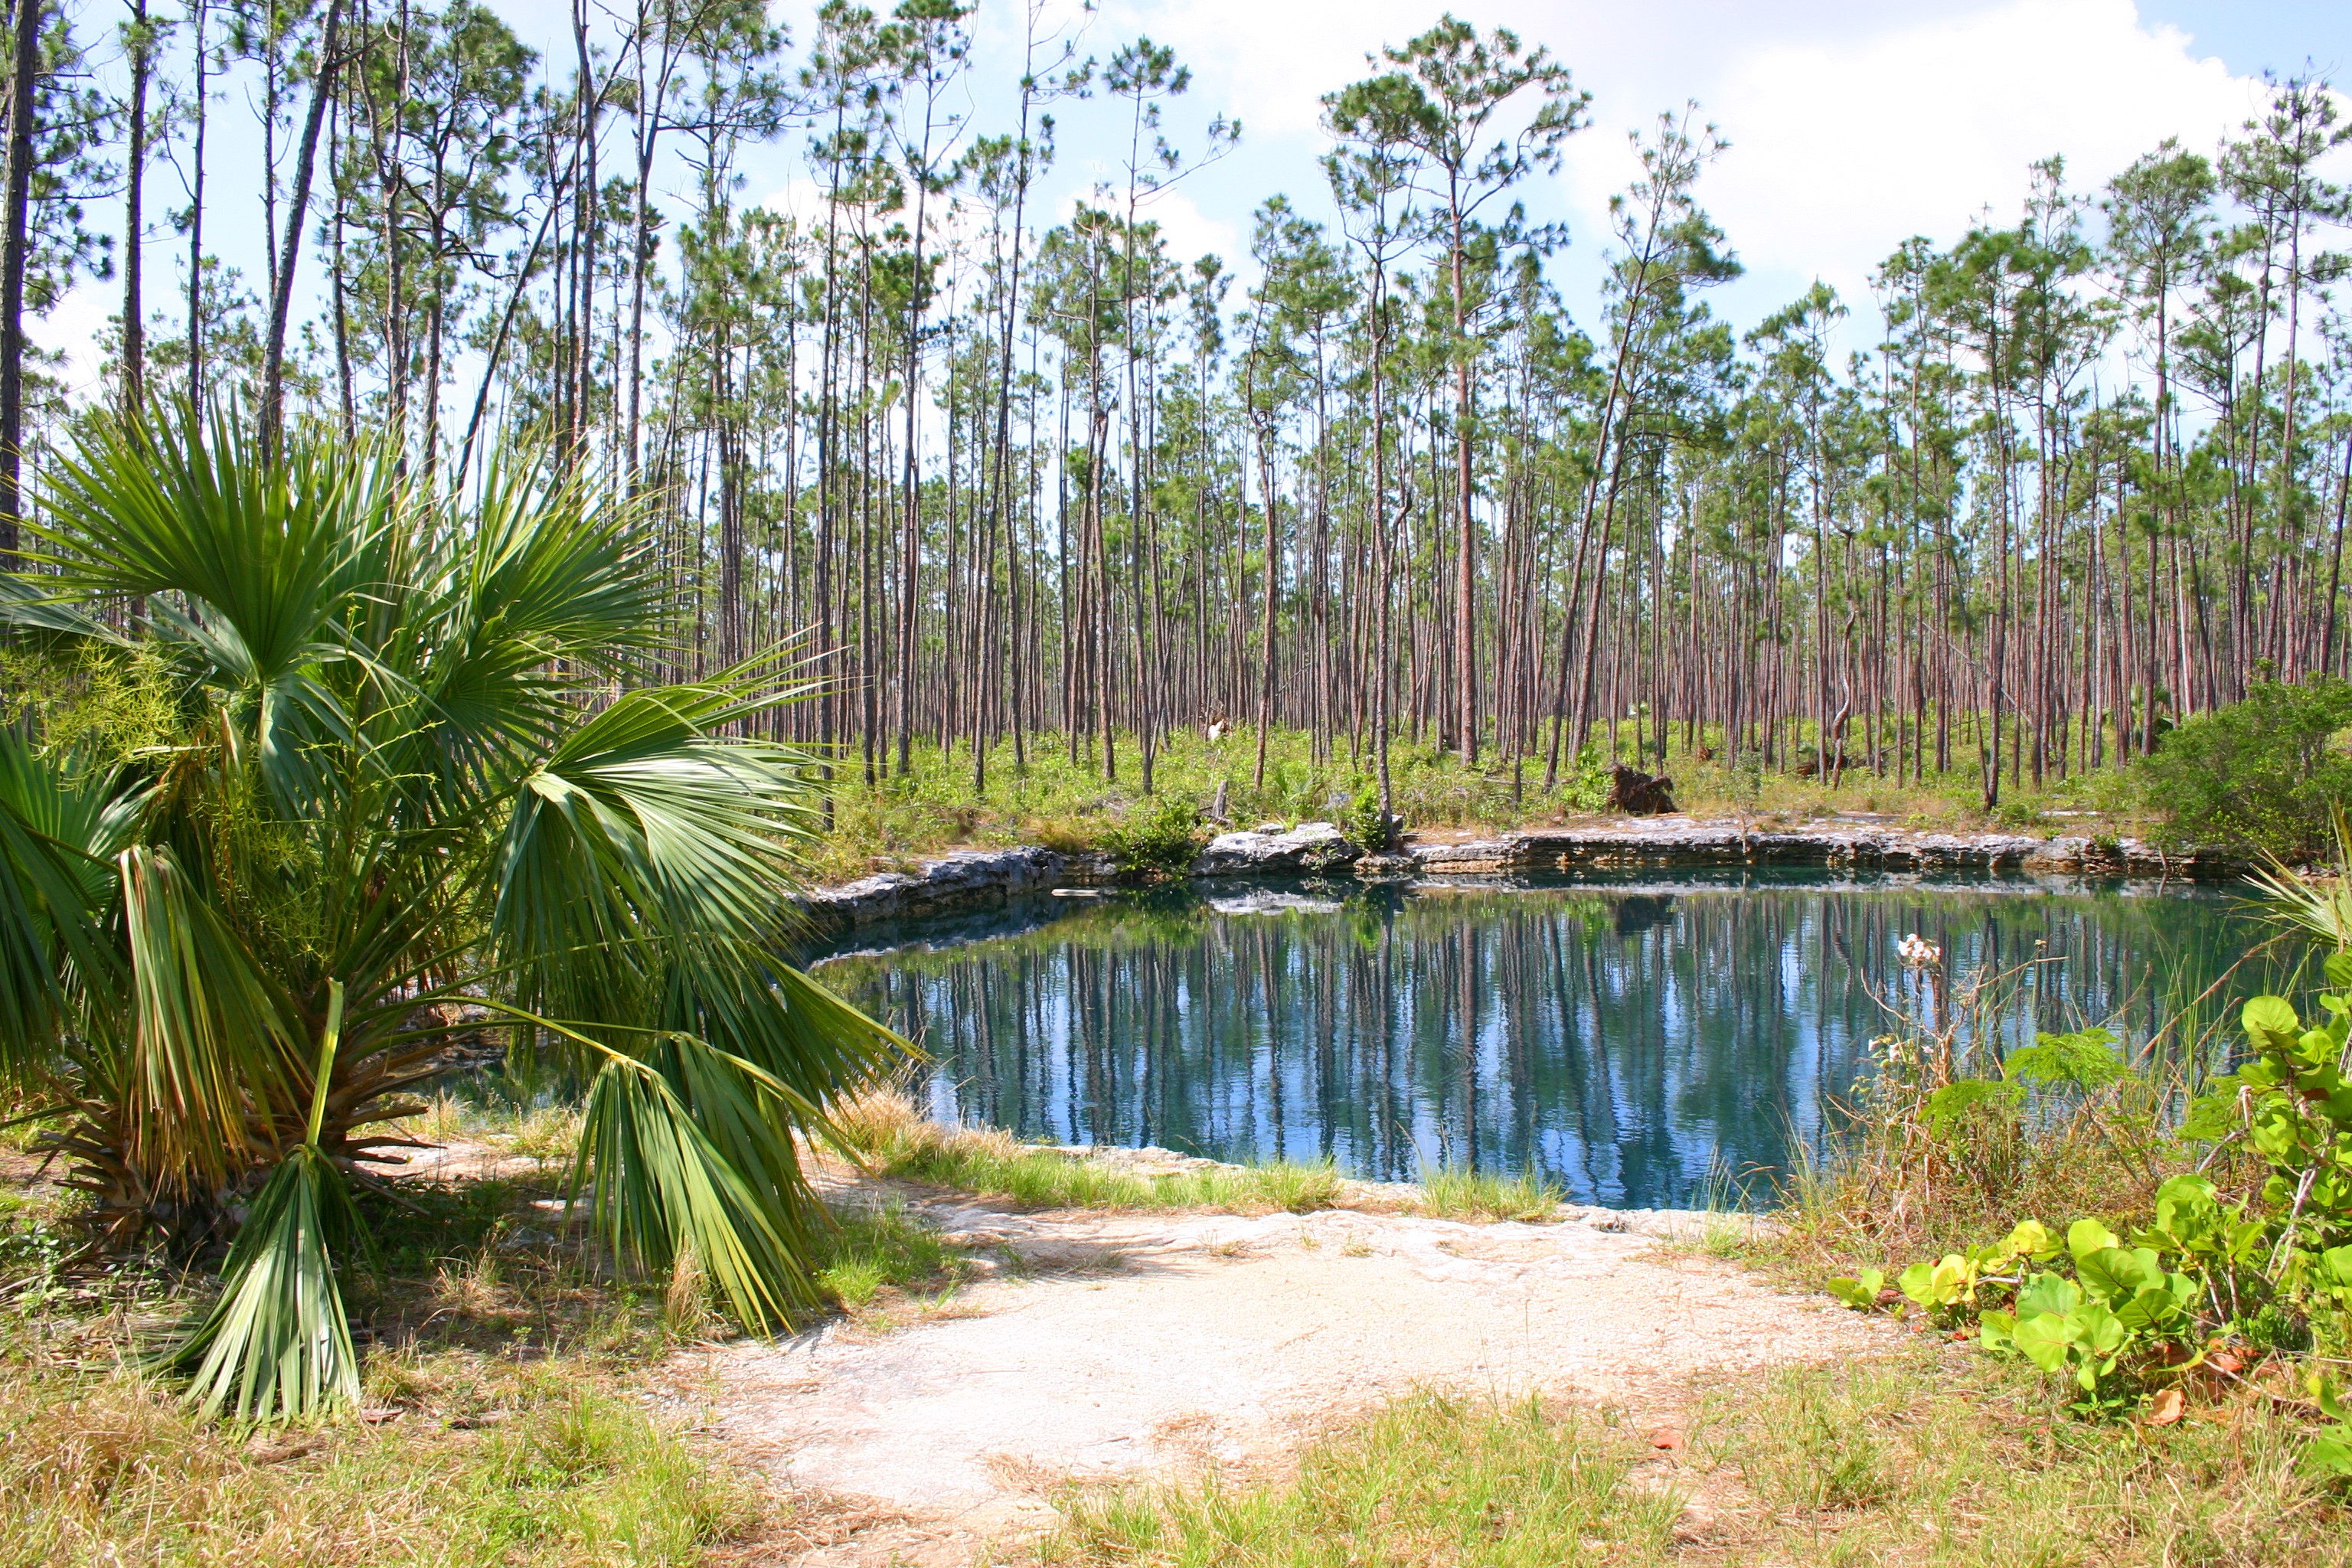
top-left (804, 723), bottom-right (2150, 882)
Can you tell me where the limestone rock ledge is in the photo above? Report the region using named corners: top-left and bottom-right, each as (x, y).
top-left (1407, 820), bottom-right (2220, 877)
top-left (794, 817), bottom-right (2227, 932)
top-left (1194, 821), bottom-right (1364, 876)
top-left (792, 844), bottom-right (1093, 932)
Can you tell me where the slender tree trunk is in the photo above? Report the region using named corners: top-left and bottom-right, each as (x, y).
top-left (0, 0), bottom-right (42, 561)
top-left (120, 0), bottom-right (150, 419)
top-left (259, 0), bottom-right (344, 459)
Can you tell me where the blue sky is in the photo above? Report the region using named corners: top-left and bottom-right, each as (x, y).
top-left (2141, 1), bottom-right (2347, 77)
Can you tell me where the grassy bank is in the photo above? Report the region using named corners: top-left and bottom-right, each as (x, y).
top-left (1041, 1348), bottom-right (2347, 1566)
top-left (803, 726), bottom-right (2141, 882)
top-left (830, 1091), bottom-right (1567, 1222)
top-left (0, 1104), bottom-right (969, 1567)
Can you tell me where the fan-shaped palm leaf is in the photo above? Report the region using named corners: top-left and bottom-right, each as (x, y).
top-left (3, 409), bottom-right (906, 1423)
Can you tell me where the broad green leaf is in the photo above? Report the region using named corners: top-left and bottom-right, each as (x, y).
top-left (1824, 1269), bottom-right (1885, 1310)
top-left (2312, 1371), bottom-right (2351, 1424)
top-left (2067, 1218), bottom-right (2122, 1262)
top-left (2067, 1302), bottom-right (2129, 1360)
top-left (2243, 995), bottom-right (2302, 1047)
top-left (2004, 1220), bottom-right (2061, 1260)
top-left (2114, 1285), bottom-right (2190, 1333)
top-left (2252, 1107), bottom-right (2305, 1161)
top-left (2151, 1174), bottom-right (2220, 1245)
top-left (2304, 1431), bottom-right (2352, 1478)
top-left (1978, 1309), bottom-right (2017, 1350)
top-left (2011, 1312), bottom-right (2073, 1374)
top-left (1897, 1260), bottom-right (1940, 1307)
top-left (2017, 1272), bottom-right (2081, 1320)
top-left (2077, 1246), bottom-right (2163, 1303)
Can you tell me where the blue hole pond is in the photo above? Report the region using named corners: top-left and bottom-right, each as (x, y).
top-left (812, 871), bottom-right (2267, 1210)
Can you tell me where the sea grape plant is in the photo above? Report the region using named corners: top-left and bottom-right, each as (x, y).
top-left (1830, 953), bottom-right (2352, 1465)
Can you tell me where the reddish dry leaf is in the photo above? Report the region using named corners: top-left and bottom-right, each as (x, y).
top-left (1649, 1429), bottom-right (1684, 1452)
top-left (2146, 1388), bottom-right (2185, 1427)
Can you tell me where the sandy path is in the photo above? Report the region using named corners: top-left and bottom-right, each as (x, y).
top-left (678, 1190), bottom-right (1897, 1565)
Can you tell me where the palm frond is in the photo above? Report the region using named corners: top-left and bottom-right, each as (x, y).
top-left (376, 456), bottom-right (662, 802)
top-left (30, 407), bottom-right (387, 812)
top-left (167, 1142), bottom-right (362, 1423)
top-left (0, 570), bottom-right (134, 647)
top-left (0, 736), bottom-right (139, 1062)
top-left (8, 412), bottom-right (900, 1423)
top-left (577, 1038), bottom-right (811, 1331)
top-left (165, 982), bottom-right (358, 1423)
top-left (2249, 806), bottom-right (2352, 952)
top-left (119, 844), bottom-right (306, 1189)
top-left (490, 680), bottom-right (828, 1018)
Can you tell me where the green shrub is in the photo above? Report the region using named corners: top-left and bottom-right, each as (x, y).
top-left (1099, 795), bottom-right (1205, 881)
top-left (1831, 959), bottom-right (2352, 1462)
top-left (1340, 782), bottom-right (1396, 851)
top-left (1560, 745), bottom-right (1613, 815)
top-left (2139, 675), bottom-right (2352, 860)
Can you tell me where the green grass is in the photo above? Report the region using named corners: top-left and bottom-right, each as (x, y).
top-left (830, 1093), bottom-right (1348, 1216)
top-left (0, 1348), bottom-right (767, 1567)
top-left (1416, 1166), bottom-right (1566, 1223)
top-left (1694, 1350), bottom-right (2350, 1565)
top-left (1041, 1390), bottom-right (1679, 1566)
top-left (813, 1200), bottom-right (964, 1312)
top-left (0, 1131), bottom-right (967, 1565)
top-left (835, 1093), bottom-right (1599, 1226)
top-left (1040, 1348), bottom-right (2352, 1567)
top-left (886, 1138), bottom-right (1344, 1217)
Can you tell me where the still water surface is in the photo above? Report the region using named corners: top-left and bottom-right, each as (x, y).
top-left (812, 871), bottom-right (2260, 1210)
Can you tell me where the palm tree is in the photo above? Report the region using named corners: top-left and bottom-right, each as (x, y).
top-left (0, 410), bottom-right (903, 1422)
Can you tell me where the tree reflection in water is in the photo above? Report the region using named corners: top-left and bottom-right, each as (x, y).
top-left (814, 871), bottom-right (2256, 1210)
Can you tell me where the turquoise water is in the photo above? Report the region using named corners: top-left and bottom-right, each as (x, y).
top-left (812, 871), bottom-right (2265, 1210)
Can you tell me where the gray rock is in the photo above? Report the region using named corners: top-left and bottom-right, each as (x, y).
top-left (1194, 821), bottom-right (1364, 876)
top-left (1406, 820), bottom-right (2229, 877)
top-left (1352, 851), bottom-right (1419, 880)
top-left (792, 844), bottom-right (1072, 930)
top-left (793, 818), bottom-right (2230, 932)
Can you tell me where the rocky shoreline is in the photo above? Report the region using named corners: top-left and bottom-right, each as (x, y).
top-left (790, 815), bottom-right (2230, 932)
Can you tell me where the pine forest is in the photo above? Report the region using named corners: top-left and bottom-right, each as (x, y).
top-left (3, 0), bottom-right (2350, 820)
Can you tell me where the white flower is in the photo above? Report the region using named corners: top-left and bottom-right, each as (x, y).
top-left (1896, 933), bottom-right (1943, 969)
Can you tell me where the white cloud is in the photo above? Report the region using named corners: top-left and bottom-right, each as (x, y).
top-left (1687, 0), bottom-right (2263, 302)
top-left (1077, 0), bottom-right (2328, 323)
top-left (1129, 187), bottom-right (1244, 274)
top-left (27, 283), bottom-right (116, 402)
top-left (754, 175), bottom-right (831, 224)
